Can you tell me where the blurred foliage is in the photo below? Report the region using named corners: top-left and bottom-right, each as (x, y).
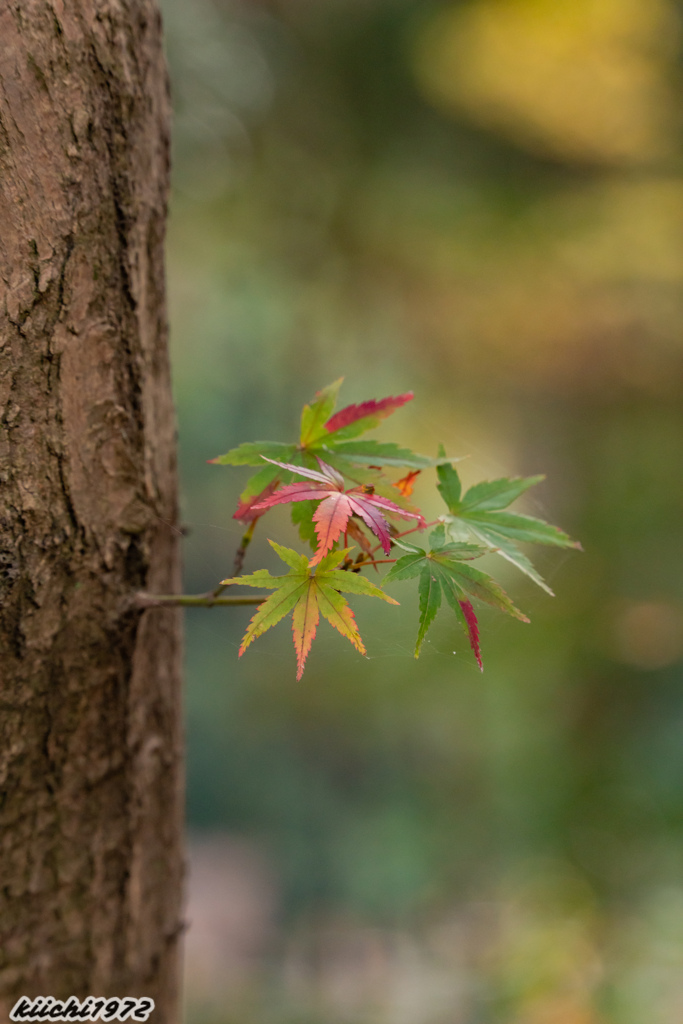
top-left (415, 0), bottom-right (679, 165)
top-left (160, 0), bottom-right (683, 1020)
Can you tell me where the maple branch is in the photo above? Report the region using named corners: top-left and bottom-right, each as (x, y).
top-left (135, 592), bottom-right (264, 609)
top-left (201, 381), bottom-right (580, 677)
top-left (350, 558), bottom-right (397, 569)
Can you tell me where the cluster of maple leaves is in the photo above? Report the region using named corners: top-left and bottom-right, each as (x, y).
top-left (212, 381), bottom-right (580, 679)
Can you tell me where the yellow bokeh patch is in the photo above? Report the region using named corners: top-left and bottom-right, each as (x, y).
top-left (413, 0), bottom-right (679, 165)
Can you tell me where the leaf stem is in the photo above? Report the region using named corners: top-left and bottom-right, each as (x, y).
top-left (369, 520), bottom-right (439, 555)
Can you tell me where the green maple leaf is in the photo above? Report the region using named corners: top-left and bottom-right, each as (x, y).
top-left (435, 450), bottom-right (581, 595)
top-left (221, 540), bottom-right (398, 679)
top-left (289, 499), bottom-right (319, 546)
top-left (384, 527), bottom-right (529, 669)
top-left (209, 381), bottom-right (459, 532)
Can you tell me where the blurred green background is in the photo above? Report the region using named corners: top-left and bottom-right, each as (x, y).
top-left (160, 0), bottom-right (683, 1021)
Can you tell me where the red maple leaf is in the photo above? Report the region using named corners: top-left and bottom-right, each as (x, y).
top-left (324, 392), bottom-right (413, 436)
top-left (253, 457), bottom-right (425, 565)
top-left (459, 599), bottom-right (482, 671)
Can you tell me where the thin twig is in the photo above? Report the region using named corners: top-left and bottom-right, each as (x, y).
top-left (135, 593), bottom-right (264, 609)
top-left (232, 518), bottom-right (258, 577)
top-left (352, 558), bottom-right (396, 569)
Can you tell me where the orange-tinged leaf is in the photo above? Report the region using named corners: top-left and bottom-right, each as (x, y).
top-left (316, 585), bottom-right (366, 655)
top-left (310, 493), bottom-right (355, 565)
top-left (395, 470), bottom-right (420, 497)
top-left (291, 578), bottom-right (320, 680)
top-left (222, 541), bottom-right (397, 678)
top-left (238, 577), bottom-right (307, 656)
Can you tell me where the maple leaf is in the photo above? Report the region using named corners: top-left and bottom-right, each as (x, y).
top-left (383, 527), bottom-right (529, 669)
top-left (221, 541), bottom-right (398, 679)
top-left (458, 599), bottom-right (482, 671)
top-left (395, 470), bottom-right (420, 497)
top-left (323, 392), bottom-right (413, 440)
top-left (209, 381), bottom-right (459, 523)
top-left (435, 450), bottom-right (581, 595)
top-left (252, 457), bottom-right (426, 565)
top-left (299, 378), bottom-right (346, 447)
top-left (233, 471), bottom-right (281, 522)
top-left (346, 519), bottom-right (373, 555)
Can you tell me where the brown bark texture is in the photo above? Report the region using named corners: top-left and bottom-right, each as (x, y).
top-left (0, 0), bottom-right (183, 1018)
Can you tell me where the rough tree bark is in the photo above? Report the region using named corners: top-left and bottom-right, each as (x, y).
top-left (0, 1), bottom-right (183, 1019)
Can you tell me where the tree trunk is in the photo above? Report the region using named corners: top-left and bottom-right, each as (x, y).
top-left (0, 1), bottom-right (182, 1019)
